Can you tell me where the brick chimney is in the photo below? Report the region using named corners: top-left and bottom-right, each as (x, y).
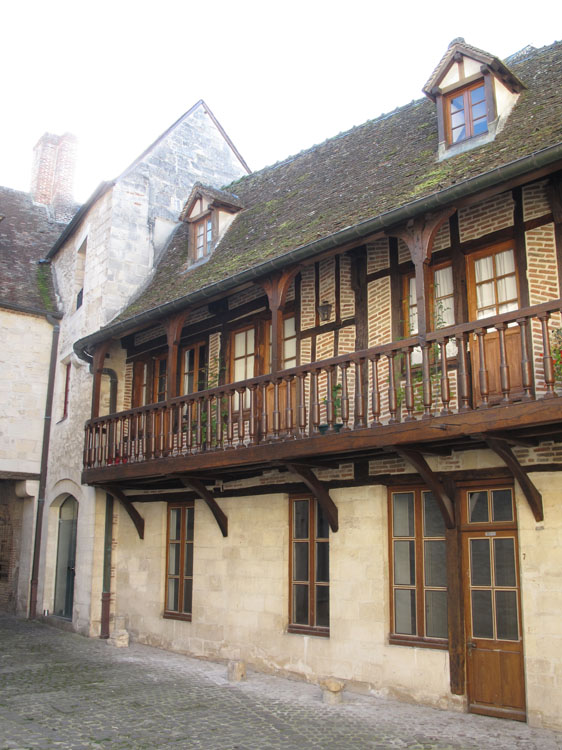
top-left (31, 132), bottom-right (77, 221)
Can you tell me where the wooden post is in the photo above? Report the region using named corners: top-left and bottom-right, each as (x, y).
top-left (91, 341), bottom-right (111, 419)
top-left (442, 478), bottom-right (465, 696)
top-left (260, 268), bottom-right (301, 374)
top-left (165, 311), bottom-right (189, 400)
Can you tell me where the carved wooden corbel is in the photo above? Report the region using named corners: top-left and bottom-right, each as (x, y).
top-left (106, 485), bottom-right (145, 540)
top-left (174, 476), bottom-right (228, 537)
top-left (285, 463), bottom-right (338, 532)
top-left (260, 267), bottom-right (303, 374)
top-left (396, 448), bottom-right (455, 528)
top-left (484, 437), bottom-right (544, 522)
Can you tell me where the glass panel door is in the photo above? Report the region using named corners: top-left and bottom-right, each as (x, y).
top-left (54, 496), bottom-right (78, 619)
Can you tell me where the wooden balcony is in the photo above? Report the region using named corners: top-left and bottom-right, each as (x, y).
top-left (82, 300), bottom-right (562, 488)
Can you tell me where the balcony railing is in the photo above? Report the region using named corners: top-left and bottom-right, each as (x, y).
top-left (83, 300), bottom-right (562, 470)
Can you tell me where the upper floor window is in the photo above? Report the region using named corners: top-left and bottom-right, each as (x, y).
top-left (182, 341), bottom-right (208, 394)
top-left (195, 217), bottom-right (213, 260)
top-left (445, 81), bottom-right (488, 144)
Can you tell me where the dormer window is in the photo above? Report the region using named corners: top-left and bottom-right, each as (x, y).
top-left (446, 81), bottom-right (487, 144)
top-left (179, 182), bottom-right (244, 268)
top-left (195, 216), bottom-right (213, 260)
top-left (423, 38), bottom-right (526, 160)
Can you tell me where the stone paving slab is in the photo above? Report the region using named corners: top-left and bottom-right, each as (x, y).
top-left (0, 614), bottom-right (561, 750)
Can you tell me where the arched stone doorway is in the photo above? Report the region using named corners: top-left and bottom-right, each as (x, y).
top-left (53, 496), bottom-right (78, 619)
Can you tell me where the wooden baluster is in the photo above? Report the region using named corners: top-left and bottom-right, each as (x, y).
top-left (119, 416), bottom-right (125, 462)
top-left (237, 388), bottom-right (246, 447)
top-left (387, 352), bottom-right (398, 424)
top-left (311, 369), bottom-right (320, 434)
top-left (216, 393), bottom-right (224, 449)
top-left (370, 355), bottom-right (380, 426)
top-left (284, 376), bottom-right (295, 438)
top-left (272, 380), bottom-right (281, 440)
top-left (225, 390), bottom-right (234, 449)
top-left (195, 399), bottom-right (202, 452)
top-left (439, 338), bottom-right (452, 415)
top-left (517, 317), bottom-right (534, 401)
top-left (326, 367), bottom-right (335, 431)
top-left (539, 313), bottom-right (557, 398)
top-left (421, 342), bottom-right (433, 419)
top-left (260, 382), bottom-right (269, 441)
top-left (354, 359), bottom-right (365, 429)
top-left (206, 395), bottom-right (213, 450)
top-left (476, 328), bottom-right (490, 408)
top-left (404, 347), bottom-right (415, 422)
top-left (185, 401), bottom-right (193, 454)
top-left (456, 333), bottom-right (470, 412)
top-left (297, 373), bottom-right (307, 438)
top-left (496, 322), bottom-right (511, 403)
top-left (340, 364), bottom-right (350, 430)
top-left (249, 385), bottom-right (258, 445)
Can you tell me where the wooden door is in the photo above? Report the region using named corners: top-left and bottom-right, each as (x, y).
top-left (461, 487), bottom-right (525, 721)
top-left (467, 243), bottom-right (523, 404)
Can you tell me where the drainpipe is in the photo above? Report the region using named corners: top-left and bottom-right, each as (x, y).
top-left (29, 313), bottom-right (61, 619)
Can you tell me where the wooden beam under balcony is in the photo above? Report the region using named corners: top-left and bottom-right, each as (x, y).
top-left (396, 448), bottom-right (455, 528)
top-left (484, 437), bottom-right (544, 522)
top-left (284, 463), bottom-right (338, 532)
top-left (106, 485), bottom-right (145, 539)
top-left (173, 476), bottom-right (228, 537)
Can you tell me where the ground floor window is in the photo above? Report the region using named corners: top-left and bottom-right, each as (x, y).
top-left (389, 488), bottom-right (448, 646)
top-left (289, 496), bottom-right (329, 636)
top-left (164, 503), bottom-right (194, 620)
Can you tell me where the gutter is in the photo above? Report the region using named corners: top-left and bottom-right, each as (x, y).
top-left (74, 141), bottom-right (562, 361)
top-left (29, 313), bottom-right (60, 619)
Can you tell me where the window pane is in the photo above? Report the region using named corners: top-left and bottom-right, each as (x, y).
top-left (284, 316), bottom-right (296, 338)
top-left (234, 358), bottom-right (246, 382)
top-left (186, 507), bottom-right (194, 542)
top-left (316, 585), bottom-right (329, 628)
top-left (495, 249), bottom-right (515, 275)
top-left (168, 543), bottom-right (180, 575)
top-left (293, 584), bottom-right (308, 625)
top-left (472, 590), bottom-right (494, 638)
top-left (470, 85), bottom-right (485, 105)
top-left (492, 489), bottom-right (513, 522)
top-left (395, 589), bottom-right (416, 635)
top-left (475, 256), bottom-right (494, 283)
top-left (471, 101), bottom-right (487, 121)
top-left (468, 491), bottom-right (489, 523)
top-left (497, 275), bottom-right (517, 305)
top-left (293, 542), bottom-right (309, 582)
top-left (470, 538), bottom-right (491, 587)
top-left (182, 579), bottom-right (193, 615)
top-left (425, 590), bottom-right (448, 639)
top-left (424, 540), bottom-right (447, 587)
top-left (167, 578), bottom-right (179, 612)
top-left (316, 503), bottom-right (329, 539)
top-left (451, 111), bottom-right (466, 129)
top-left (450, 95), bottom-right (464, 113)
top-left (476, 280), bottom-right (496, 312)
top-left (472, 119), bottom-right (488, 136)
top-left (393, 493), bottom-right (414, 536)
top-left (494, 538), bottom-right (516, 587)
top-left (246, 328), bottom-right (255, 350)
top-left (184, 543), bottom-right (193, 578)
top-left (170, 508), bottom-right (181, 540)
top-left (423, 492), bottom-right (445, 537)
top-left (451, 125), bottom-right (466, 143)
top-left (293, 499), bottom-right (309, 539)
top-left (234, 331), bottom-right (246, 354)
top-left (496, 590), bottom-right (519, 641)
top-left (394, 540), bottom-right (415, 586)
top-left (316, 542), bottom-right (329, 583)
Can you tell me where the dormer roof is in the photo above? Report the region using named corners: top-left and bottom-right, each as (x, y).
top-left (179, 182), bottom-right (244, 222)
top-left (423, 37), bottom-right (526, 101)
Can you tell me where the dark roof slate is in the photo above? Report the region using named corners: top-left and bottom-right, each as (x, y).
top-left (0, 187), bottom-right (64, 314)
top-left (118, 41), bottom-right (562, 324)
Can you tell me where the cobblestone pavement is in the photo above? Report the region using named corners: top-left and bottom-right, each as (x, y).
top-left (1, 615), bottom-right (561, 750)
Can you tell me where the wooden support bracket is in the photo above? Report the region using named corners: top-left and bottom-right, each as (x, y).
top-left (484, 437), bottom-right (544, 522)
top-left (396, 448), bottom-right (455, 529)
top-left (106, 486), bottom-right (145, 540)
top-left (174, 476), bottom-right (228, 537)
top-left (285, 463), bottom-right (339, 532)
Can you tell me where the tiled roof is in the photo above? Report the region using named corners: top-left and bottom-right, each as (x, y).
top-left (0, 188), bottom-right (64, 314)
top-left (116, 41), bottom-right (562, 324)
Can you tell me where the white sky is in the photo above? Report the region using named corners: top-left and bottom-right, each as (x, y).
top-left (1, 1), bottom-right (559, 202)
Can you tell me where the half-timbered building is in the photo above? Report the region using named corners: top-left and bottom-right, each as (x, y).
top-left (36, 40), bottom-right (562, 728)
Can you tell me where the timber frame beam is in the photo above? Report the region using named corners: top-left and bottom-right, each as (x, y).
top-left (396, 448), bottom-right (455, 528)
top-left (106, 485), bottom-right (145, 540)
top-left (484, 436), bottom-right (544, 521)
top-left (174, 476), bottom-right (228, 537)
top-left (285, 463), bottom-right (339, 532)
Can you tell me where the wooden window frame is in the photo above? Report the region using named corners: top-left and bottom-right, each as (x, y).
top-left (388, 486), bottom-right (448, 650)
top-left (444, 80), bottom-right (488, 145)
top-left (466, 241), bottom-right (521, 322)
top-left (132, 353), bottom-right (167, 407)
top-left (192, 213), bottom-right (213, 261)
top-left (164, 502), bottom-right (194, 621)
top-left (288, 495), bottom-right (330, 637)
top-left (181, 340), bottom-right (208, 395)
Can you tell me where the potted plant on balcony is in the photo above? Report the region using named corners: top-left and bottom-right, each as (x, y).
top-left (320, 383), bottom-right (343, 434)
